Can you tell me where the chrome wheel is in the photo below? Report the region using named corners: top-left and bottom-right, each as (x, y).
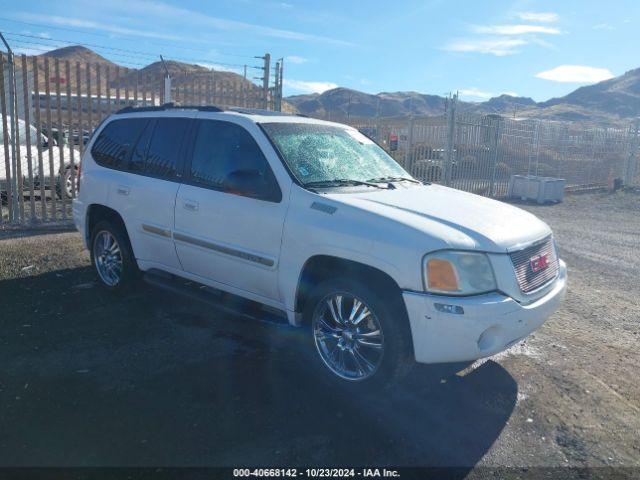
top-left (93, 230), bottom-right (123, 287)
top-left (313, 292), bottom-right (384, 381)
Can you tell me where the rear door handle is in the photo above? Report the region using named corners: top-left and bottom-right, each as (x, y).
top-left (183, 200), bottom-right (199, 211)
top-left (116, 185), bottom-right (130, 196)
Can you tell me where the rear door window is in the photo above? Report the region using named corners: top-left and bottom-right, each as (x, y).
top-left (129, 120), bottom-right (155, 173)
top-left (144, 118), bottom-right (191, 179)
top-left (91, 118), bottom-right (148, 169)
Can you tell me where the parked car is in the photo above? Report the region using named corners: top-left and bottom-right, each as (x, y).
top-left (1, 117), bottom-right (80, 200)
top-left (71, 129), bottom-right (91, 146)
top-left (73, 105), bottom-right (567, 389)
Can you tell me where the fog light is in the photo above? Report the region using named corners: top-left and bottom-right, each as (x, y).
top-left (434, 303), bottom-right (464, 314)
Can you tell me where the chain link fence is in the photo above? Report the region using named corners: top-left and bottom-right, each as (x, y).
top-left (0, 52), bottom-right (283, 225)
top-left (346, 97), bottom-right (640, 198)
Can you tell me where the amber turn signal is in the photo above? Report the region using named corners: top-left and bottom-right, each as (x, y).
top-left (427, 258), bottom-right (459, 291)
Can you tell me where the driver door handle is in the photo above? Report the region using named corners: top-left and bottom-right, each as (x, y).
top-left (183, 200), bottom-right (199, 212)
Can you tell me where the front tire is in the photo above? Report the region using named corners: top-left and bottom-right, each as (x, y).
top-left (305, 278), bottom-right (414, 390)
top-left (90, 220), bottom-right (138, 293)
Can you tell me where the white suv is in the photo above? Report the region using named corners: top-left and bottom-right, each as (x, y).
top-left (73, 105), bottom-right (567, 388)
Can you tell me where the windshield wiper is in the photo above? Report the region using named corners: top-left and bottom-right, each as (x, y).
top-left (366, 176), bottom-right (422, 185)
top-left (303, 179), bottom-right (390, 190)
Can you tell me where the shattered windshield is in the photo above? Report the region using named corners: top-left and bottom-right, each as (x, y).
top-left (261, 123), bottom-right (410, 186)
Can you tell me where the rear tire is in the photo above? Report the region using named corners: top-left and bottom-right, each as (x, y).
top-left (304, 278), bottom-right (414, 391)
top-left (56, 165), bottom-right (79, 200)
top-left (90, 220), bottom-right (139, 293)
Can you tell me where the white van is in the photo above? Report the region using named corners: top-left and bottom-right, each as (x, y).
top-left (73, 105), bottom-right (567, 389)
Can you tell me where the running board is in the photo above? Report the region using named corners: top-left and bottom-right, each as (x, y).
top-left (143, 269), bottom-right (289, 325)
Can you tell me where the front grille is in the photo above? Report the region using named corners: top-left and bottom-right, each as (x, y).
top-left (510, 236), bottom-right (559, 293)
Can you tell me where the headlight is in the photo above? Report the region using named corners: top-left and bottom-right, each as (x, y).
top-left (423, 250), bottom-right (497, 295)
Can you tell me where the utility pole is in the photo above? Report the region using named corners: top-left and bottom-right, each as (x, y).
top-left (0, 31), bottom-right (18, 222)
top-left (254, 53), bottom-right (270, 109)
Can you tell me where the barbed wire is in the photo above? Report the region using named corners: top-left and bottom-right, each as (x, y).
top-left (1, 32), bottom-right (263, 72)
top-left (0, 16), bottom-right (258, 60)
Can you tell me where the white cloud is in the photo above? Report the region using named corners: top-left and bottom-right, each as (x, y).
top-left (286, 55), bottom-right (308, 64)
top-left (515, 12), bottom-right (559, 23)
top-left (593, 23), bottom-right (615, 31)
top-left (75, 0), bottom-right (354, 46)
top-left (473, 24), bottom-right (561, 35)
top-left (535, 65), bottom-right (614, 83)
top-left (444, 38), bottom-right (526, 56)
top-left (196, 63), bottom-right (242, 74)
top-left (458, 88), bottom-right (495, 100)
top-left (458, 88), bottom-right (519, 101)
top-left (284, 79), bottom-right (337, 94)
top-left (17, 13), bottom-right (186, 42)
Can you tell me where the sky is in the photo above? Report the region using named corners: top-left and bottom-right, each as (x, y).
top-left (0, 0), bottom-right (638, 102)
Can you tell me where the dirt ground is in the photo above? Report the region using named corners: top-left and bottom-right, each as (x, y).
top-left (0, 191), bottom-right (638, 472)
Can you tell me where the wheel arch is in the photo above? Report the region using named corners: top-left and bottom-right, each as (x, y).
top-left (294, 254), bottom-right (406, 324)
top-left (85, 204), bottom-right (129, 247)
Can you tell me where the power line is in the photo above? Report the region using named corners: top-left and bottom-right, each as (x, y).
top-left (4, 35), bottom-right (153, 66)
top-left (2, 32), bottom-right (263, 71)
top-left (0, 17), bottom-right (257, 60)
top-left (3, 41), bottom-right (146, 68)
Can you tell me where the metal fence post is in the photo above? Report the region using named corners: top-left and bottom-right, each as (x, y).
top-left (406, 115), bottom-right (415, 173)
top-left (489, 116), bottom-right (502, 197)
top-left (262, 53), bottom-right (270, 109)
top-left (624, 122), bottom-right (639, 187)
top-left (160, 55), bottom-right (171, 104)
top-left (1, 33), bottom-right (19, 222)
top-left (443, 94), bottom-right (457, 186)
top-left (274, 60), bottom-right (281, 112)
top-left (279, 59), bottom-right (284, 112)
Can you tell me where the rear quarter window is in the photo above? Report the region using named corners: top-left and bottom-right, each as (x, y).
top-left (91, 118), bottom-right (148, 169)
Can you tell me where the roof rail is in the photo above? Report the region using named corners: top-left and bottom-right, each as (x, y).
top-left (229, 107), bottom-right (303, 117)
top-left (116, 103), bottom-right (224, 114)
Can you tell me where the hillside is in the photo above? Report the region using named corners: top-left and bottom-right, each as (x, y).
top-left (3, 45), bottom-right (296, 109)
top-left (540, 67), bottom-right (640, 118)
top-left (43, 45), bottom-right (117, 66)
top-left (287, 68), bottom-right (640, 125)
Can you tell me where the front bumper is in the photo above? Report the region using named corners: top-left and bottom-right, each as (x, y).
top-left (403, 259), bottom-right (567, 364)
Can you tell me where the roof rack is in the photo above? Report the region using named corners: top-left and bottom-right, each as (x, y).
top-left (116, 103), bottom-right (224, 114)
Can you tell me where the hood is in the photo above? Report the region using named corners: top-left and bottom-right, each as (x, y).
top-left (326, 184), bottom-right (551, 253)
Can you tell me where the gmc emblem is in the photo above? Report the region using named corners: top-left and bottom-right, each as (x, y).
top-left (530, 254), bottom-right (550, 273)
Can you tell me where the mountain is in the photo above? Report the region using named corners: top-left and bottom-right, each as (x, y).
top-left (287, 68), bottom-right (640, 125)
top-left (287, 88), bottom-right (448, 119)
top-left (6, 45), bottom-right (295, 111)
top-left (123, 60), bottom-right (249, 88)
top-left (42, 45), bottom-right (117, 66)
top-left (481, 94), bottom-right (536, 114)
top-left (540, 67), bottom-right (640, 118)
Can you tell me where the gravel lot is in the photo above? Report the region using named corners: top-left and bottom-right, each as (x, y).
top-left (0, 191), bottom-right (638, 472)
